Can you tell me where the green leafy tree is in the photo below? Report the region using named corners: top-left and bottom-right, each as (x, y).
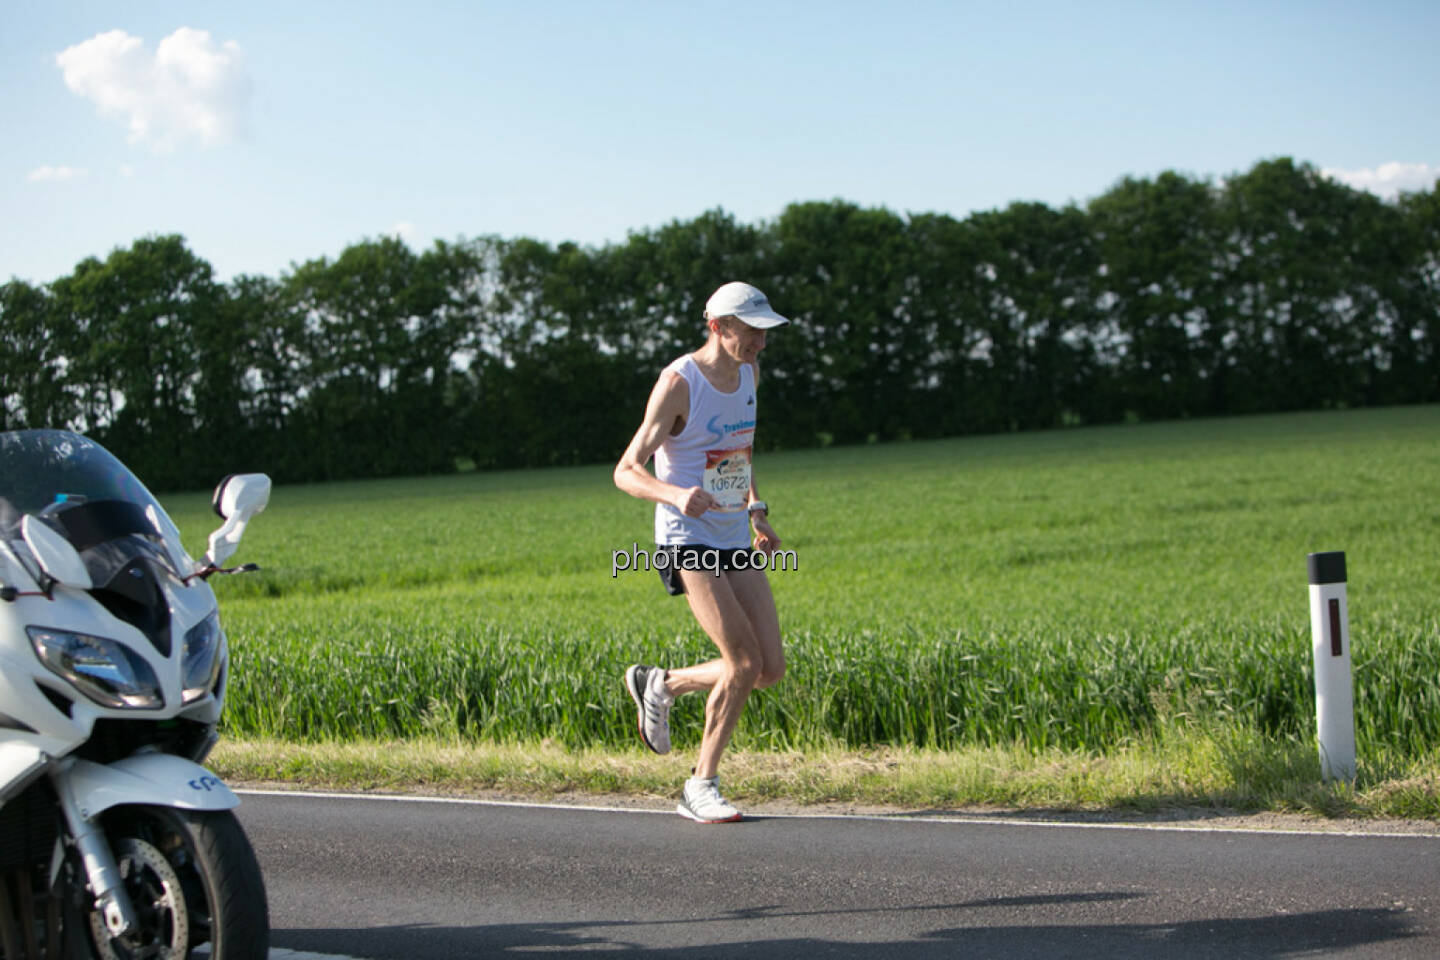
top-left (1392, 182), bottom-right (1440, 402)
top-left (766, 201), bottom-right (918, 446)
top-left (283, 236), bottom-right (487, 479)
top-left (967, 202), bottom-right (1102, 431)
top-left (47, 236), bottom-right (220, 487)
top-left (904, 212), bottom-right (994, 435)
top-left (1090, 172), bottom-right (1227, 419)
top-left (0, 279), bottom-right (77, 431)
top-left (1218, 158), bottom-right (1377, 412)
top-left (476, 237), bottom-right (654, 468)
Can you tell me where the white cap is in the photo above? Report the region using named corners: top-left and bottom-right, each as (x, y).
top-left (704, 281), bottom-right (790, 329)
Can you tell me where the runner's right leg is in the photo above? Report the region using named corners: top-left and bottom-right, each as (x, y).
top-left (671, 567), bottom-right (766, 781)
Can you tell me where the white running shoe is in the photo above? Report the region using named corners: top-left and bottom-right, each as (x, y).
top-left (624, 664), bottom-right (673, 755)
top-left (677, 776), bottom-right (743, 823)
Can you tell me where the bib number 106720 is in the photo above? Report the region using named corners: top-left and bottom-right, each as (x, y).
top-left (704, 446), bottom-right (752, 512)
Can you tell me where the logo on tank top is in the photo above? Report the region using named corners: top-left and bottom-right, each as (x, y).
top-left (704, 414), bottom-right (756, 444)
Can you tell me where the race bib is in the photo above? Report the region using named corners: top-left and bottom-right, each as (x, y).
top-left (704, 446), bottom-right (752, 512)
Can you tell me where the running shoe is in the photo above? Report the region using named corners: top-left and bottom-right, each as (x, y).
top-left (624, 664), bottom-right (673, 755)
top-left (677, 776), bottom-right (743, 823)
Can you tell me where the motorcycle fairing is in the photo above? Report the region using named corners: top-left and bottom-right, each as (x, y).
top-left (59, 753), bottom-right (239, 818)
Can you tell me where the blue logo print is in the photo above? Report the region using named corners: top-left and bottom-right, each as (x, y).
top-left (706, 414), bottom-right (756, 442)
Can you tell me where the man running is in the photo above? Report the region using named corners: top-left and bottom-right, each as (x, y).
top-left (614, 281), bottom-right (789, 823)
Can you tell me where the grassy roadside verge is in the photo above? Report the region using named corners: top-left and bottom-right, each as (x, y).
top-left (199, 407), bottom-right (1440, 766)
top-left (212, 731), bottom-right (1440, 822)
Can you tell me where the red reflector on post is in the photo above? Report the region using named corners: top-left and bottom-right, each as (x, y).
top-left (1328, 598), bottom-right (1342, 657)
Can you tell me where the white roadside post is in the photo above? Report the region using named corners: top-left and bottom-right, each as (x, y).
top-left (1307, 551), bottom-right (1355, 782)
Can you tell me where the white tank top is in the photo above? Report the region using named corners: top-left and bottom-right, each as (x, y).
top-left (654, 354), bottom-right (757, 548)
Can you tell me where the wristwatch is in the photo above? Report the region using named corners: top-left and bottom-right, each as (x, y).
top-left (747, 500), bottom-right (768, 517)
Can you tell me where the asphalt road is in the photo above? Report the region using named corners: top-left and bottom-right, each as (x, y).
top-left (236, 790), bottom-right (1439, 959)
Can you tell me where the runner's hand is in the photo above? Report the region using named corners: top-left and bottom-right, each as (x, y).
top-left (674, 486), bottom-right (718, 517)
top-left (752, 516), bottom-right (781, 554)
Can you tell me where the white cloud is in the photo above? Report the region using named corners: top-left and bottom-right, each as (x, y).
top-left (55, 27), bottom-right (252, 153)
top-left (1322, 162), bottom-right (1438, 199)
top-left (27, 165), bottom-right (87, 182)
top-left (391, 222), bottom-right (419, 245)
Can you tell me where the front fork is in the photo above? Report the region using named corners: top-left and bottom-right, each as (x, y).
top-left (48, 759), bottom-right (139, 939)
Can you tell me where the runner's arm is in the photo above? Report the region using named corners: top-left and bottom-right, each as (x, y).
top-left (745, 358), bottom-right (781, 551)
top-left (748, 475), bottom-right (781, 553)
top-left (614, 372), bottom-right (718, 517)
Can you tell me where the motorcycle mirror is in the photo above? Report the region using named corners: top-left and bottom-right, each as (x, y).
top-left (21, 514), bottom-right (93, 590)
top-left (212, 473), bottom-right (272, 521)
top-left (204, 474), bottom-right (271, 569)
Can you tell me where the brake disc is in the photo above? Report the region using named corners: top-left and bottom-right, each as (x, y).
top-left (89, 836), bottom-right (190, 960)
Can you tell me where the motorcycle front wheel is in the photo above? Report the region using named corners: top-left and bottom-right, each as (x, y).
top-left (89, 806), bottom-right (268, 960)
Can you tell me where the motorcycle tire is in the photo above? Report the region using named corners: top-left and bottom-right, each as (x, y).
top-left (88, 806), bottom-right (268, 960)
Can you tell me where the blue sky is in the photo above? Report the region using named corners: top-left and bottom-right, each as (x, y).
top-left (4, 1), bottom-right (1438, 286)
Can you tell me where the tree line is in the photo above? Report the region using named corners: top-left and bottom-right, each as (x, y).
top-left (2, 157), bottom-right (1436, 490)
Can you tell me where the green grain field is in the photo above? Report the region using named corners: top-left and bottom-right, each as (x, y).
top-left (165, 407), bottom-right (1440, 816)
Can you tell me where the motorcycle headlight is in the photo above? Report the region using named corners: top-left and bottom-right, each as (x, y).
top-left (28, 626), bottom-right (164, 710)
top-left (182, 611), bottom-right (226, 703)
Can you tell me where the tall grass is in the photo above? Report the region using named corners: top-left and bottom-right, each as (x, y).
top-left (160, 407), bottom-right (1440, 773)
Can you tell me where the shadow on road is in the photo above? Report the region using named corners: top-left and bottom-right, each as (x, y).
top-left (276, 901), bottom-right (1418, 959)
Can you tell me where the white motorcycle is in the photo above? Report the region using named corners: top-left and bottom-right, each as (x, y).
top-left (0, 429), bottom-right (270, 959)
